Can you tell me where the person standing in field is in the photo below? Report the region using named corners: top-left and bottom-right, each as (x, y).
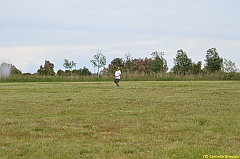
top-left (114, 67), bottom-right (122, 87)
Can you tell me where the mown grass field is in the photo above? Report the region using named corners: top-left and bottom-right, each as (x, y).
top-left (0, 81), bottom-right (240, 158)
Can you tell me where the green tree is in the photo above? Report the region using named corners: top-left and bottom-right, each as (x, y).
top-left (150, 51), bottom-right (168, 73)
top-left (108, 57), bottom-right (125, 74)
top-left (204, 48), bottom-right (223, 73)
top-left (223, 59), bottom-right (237, 73)
top-left (172, 50), bottom-right (192, 75)
top-left (90, 50), bottom-right (106, 76)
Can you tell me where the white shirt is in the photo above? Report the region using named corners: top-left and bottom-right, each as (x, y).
top-left (115, 70), bottom-right (121, 79)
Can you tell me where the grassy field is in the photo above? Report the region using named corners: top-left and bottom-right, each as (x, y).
top-left (0, 81), bottom-right (240, 158)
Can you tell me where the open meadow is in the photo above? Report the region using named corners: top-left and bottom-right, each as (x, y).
top-left (0, 81), bottom-right (240, 158)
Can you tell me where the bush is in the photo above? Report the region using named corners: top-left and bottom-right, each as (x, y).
top-left (57, 69), bottom-right (65, 76)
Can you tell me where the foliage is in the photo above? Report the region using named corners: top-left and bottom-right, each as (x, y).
top-left (108, 57), bottom-right (125, 74)
top-left (63, 59), bottom-right (76, 75)
top-left (57, 69), bottom-right (65, 76)
top-left (79, 67), bottom-right (92, 76)
top-left (90, 50), bottom-right (106, 75)
top-left (11, 65), bottom-right (22, 75)
top-left (106, 52), bottom-right (167, 75)
top-left (8, 45), bottom-right (240, 77)
top-left (132, 58), bottom-right (151, 74)
top-left (191, 61), bottom-right (202, 75)
top-left (37, 60), bottom-right (55, 76)
top-left (72, 69), bottom-right (79, 75)
top-left (124, 53), bottom-right (133, 73)
top-left (57, 67), bottom-right (91, 76)
top-left (150, 51), bottom-right (168, 73)
top-left (204, 47), bottom-right (223, 73)
top-left (65, 70), bottom-right (71, 76)
top-left (223, 58), bottom-right (237, 73)
top-left (172, 49), bottom-right (192, 75)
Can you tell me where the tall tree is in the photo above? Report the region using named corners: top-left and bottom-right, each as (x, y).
top-left (150, 51), bottom-right (168, 73)
top-left (90, 50), bottom-right (106, 76)
top-left (204, 47), bottom-right (223, 73)
top-left (172, 49), bottom-right (192, 75)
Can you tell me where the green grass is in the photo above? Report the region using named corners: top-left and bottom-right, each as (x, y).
top-left (0, 81), bottom-right (240, 158)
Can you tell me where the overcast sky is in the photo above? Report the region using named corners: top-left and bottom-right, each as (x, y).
top-left (1, 0), bottom-right (240, 73)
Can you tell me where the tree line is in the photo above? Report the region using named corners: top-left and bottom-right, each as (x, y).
top-left (101, 47), bottom-right (237, 76)
top-left (9, 47), bottom-right (238, 77)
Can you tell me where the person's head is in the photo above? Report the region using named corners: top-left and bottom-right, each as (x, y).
top-left (117, 67), bottom-right (120, 70)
